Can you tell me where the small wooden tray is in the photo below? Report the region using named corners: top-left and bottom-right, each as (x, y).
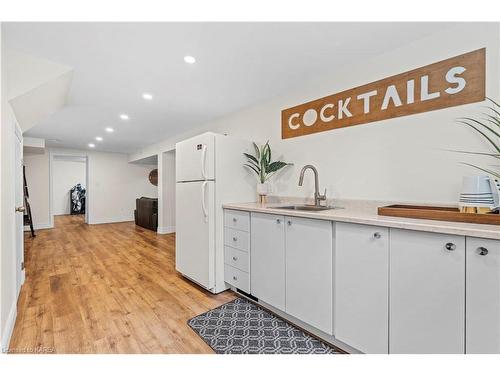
top-left (378, 204), bottom-right (500, 225)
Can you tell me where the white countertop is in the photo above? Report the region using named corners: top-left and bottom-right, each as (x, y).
top-left (223, 198), bottom-right (500, 240)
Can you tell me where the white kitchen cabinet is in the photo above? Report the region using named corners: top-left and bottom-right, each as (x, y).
top-left (466, 237), bottom-right (500, 354)
top-left (250, 212), bottom-right (286, 311)
top-left (334, 222), bottom-right (389, 353)
top-left (390, 229), bottom-right (465, 354)
top-left (285, 216), bottom-right (333, 335)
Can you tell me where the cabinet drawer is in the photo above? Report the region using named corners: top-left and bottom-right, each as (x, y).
top-left (224, 227), bottom-right (250, 252)
top-left (224, 264), bottom-right (250, 293)
top-left (224, 246), bottom-right (249, 272)
top-left (224, 209), bottom-right (250, 232)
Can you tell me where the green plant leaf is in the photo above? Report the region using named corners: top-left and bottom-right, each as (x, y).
top-left (457, 120), bottom-right (500, 153)
top-left (243, 152), bottom-right (259, 165)
top-left (487, 97), bottom-right (500, 109)
top-left (267, 161), bottom-right (288, 173)
top-left (452, 150), bottom-right (500, 159)
top-left (483, 114), bottom-right (500, 129)
top-left (252, 142), bottom-right (260, 160)
top-left (462, 163), bottom-right (500, 180)
top-left (244, 163), bottom-right (260, 176)
top-left (460, 117), bottom-right (500, 139)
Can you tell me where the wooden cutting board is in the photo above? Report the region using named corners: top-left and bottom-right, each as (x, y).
top-left (378, 204), bottom-right (500, 225)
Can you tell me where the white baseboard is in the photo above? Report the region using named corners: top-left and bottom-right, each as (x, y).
top-left (1, 301), bottom-right (17, 353)
top-left (157, 226), bottom-right (175, 234)
top-left (89, 217), bottom-right (134, 225)
top-left (24, 223), bottom-right (53, 231)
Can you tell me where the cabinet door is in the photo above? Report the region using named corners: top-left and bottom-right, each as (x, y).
top-left (466, 237), bottom-right (500, 353)
top-left (334, 222), bottom-right (389, 353)
top-left (250, 212), bottom-right (285, 311)
top-left (390, 229), bottom-right (465, 354)
top-left (285, 216), bottom-right (333, 335)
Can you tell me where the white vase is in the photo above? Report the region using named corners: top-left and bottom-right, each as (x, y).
top-left (256, 183), bottom-right (269, 196)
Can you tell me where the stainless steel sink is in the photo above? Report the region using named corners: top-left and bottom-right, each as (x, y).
top-left (273, 205), bottom-right (343, 212)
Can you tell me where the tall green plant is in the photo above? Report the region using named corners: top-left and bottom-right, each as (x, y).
top-left (243, 141), bottom-right (291, 183)
top-left (458, 97), bottom-right (500, 180)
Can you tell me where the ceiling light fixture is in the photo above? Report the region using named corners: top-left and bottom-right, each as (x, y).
top-left (88, 143), bottom-right (96, 148)
top-left (120, 114), bottom-right (129, 120)
top-left (142, 93), bottom-right (153, 100)
top-left (184, 55), bottom-right (196, 64)
top-left (95, 136), bottom-right (103, 141)
top-left (105, 127), bottom-right (114, 133)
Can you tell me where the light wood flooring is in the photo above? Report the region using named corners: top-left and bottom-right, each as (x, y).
top-left (9, 215), bottom-right (235, 354)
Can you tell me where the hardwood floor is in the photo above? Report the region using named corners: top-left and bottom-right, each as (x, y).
top-left (9, 215), bottom-right (235, 354)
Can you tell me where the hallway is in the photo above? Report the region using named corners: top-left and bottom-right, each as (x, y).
top-left (9, 216), bottom-right (234, 353)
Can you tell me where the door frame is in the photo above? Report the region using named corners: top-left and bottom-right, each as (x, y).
top-left (49, 151), bottom-right (89, 226)
top-left (14, 123), bottom-right (25, 293)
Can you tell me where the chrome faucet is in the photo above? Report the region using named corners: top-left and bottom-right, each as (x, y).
top-left (298, 165), bottom-right (327, 207)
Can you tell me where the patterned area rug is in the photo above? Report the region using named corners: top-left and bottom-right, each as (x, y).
top-left (188, 297), bottom-right (340, 354)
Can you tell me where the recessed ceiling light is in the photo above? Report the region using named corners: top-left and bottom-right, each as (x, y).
top-left (95, 136), bottom-right (103, 142)
top-left (119, 114), bottom-right (129, 120)
top-left (142, 93), bottom-right (153, 100)
top-left (105, 127), bottom-right (114, 133)
top-left (184, 55), bottom-right (196, 64)
top-left (88, 143), bottom-right (95, 148)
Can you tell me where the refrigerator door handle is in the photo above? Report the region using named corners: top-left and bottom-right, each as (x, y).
top-left (201, 181), bottom-right (209, 222)
top-left (201, 144), bottom-right (207, 180)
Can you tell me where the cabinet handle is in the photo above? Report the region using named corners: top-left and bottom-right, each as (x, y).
top-left (478, 247), bottom-right (489, 256)
top-left (232, 217), bottom-right (237, 222)
top-left (232, 276), bottom-right (237, 281)
top-left (445, 242), bottom-right (456, 251)
top-left (373, 232), bottom-right (381, 239)
top-left (276, 218), bottom-right (281, 224)
top-left (287, 220), bottom-right (292, 226)
top-left (232, 256), bottom-right (238, 261)
top-left (232, 237), bottom-right (237, 241)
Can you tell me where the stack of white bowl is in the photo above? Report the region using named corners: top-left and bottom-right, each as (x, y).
top-left (459, 175), bottom-right (496, 212)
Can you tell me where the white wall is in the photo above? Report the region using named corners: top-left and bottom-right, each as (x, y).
top-left (0, 24), bottom-right (19, 351)
top-left (87, 150), bottom-right (157, 224)
top-left (52, 157), bottom-right (86, 216)
top-left (130, 23), bottom-right (500, 205)
top-left (24, 150), bottom-right (51, 229)
top-left (24, 147), bottom-right (158, 226)
top-left (157, 151), bottom-right (175, 234)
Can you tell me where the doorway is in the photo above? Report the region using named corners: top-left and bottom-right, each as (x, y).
top-left (14, 124), bottom-right (25, 295)
top-left (49, 153), bottom-right (89, 227)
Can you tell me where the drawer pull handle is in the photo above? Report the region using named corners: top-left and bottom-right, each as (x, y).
top-left (232, 217), bottom-right (237, 222)
top-left (232, 256), bottom-right (238, 261)
top-left (478, 247), bottom-right (488, 256)
top-left (276, 219), bottom-right (281, 224)
top-left (287, 220), bottom-right (292, 226)
top-left (232, 237), bottom-right (237, 241)
top-left (232, 276), bottom-right (237, 281)
top-left (373, 232), bottom-right (381, 239)
top-left (445, 242), bottom-right (456, 251)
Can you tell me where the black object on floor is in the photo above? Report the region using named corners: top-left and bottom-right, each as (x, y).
top-left (187, 297), bottom-right (340, 354)
top-left (23, 165), bottom-right (35, 237)
top-left (134, 197), bottom-right (158, 231)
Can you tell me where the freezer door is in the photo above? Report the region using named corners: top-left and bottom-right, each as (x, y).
top-left (175, 180), bottom-right (215, 289)
top-left (176, 133), bottom-right (215, 182)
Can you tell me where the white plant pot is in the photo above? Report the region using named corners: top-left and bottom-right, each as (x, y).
top-left (256, 183), bottom-right (269, 196)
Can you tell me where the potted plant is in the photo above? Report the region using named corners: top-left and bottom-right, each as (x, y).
top-left (458, 97), bottom-right (500, 179)
top-left (457, 97), bottom-right (500, 212)
top-left (243, 141), bottom-right (291, 202)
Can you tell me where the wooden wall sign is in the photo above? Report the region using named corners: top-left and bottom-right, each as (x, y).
top-left (281, 48), bottom-right (486, 139)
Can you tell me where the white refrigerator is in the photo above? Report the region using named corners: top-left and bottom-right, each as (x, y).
top-left (175, 132), bottom-right (255, 293)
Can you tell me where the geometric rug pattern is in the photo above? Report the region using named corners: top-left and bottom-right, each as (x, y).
top-left (188, 297), bottom-right (340, 354)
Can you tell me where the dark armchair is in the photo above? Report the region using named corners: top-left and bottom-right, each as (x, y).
top-left (134, 197), bottom-right (158, 231)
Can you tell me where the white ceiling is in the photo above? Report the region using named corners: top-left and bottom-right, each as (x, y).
top-left (3, 22), bottom-right (457, 153)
